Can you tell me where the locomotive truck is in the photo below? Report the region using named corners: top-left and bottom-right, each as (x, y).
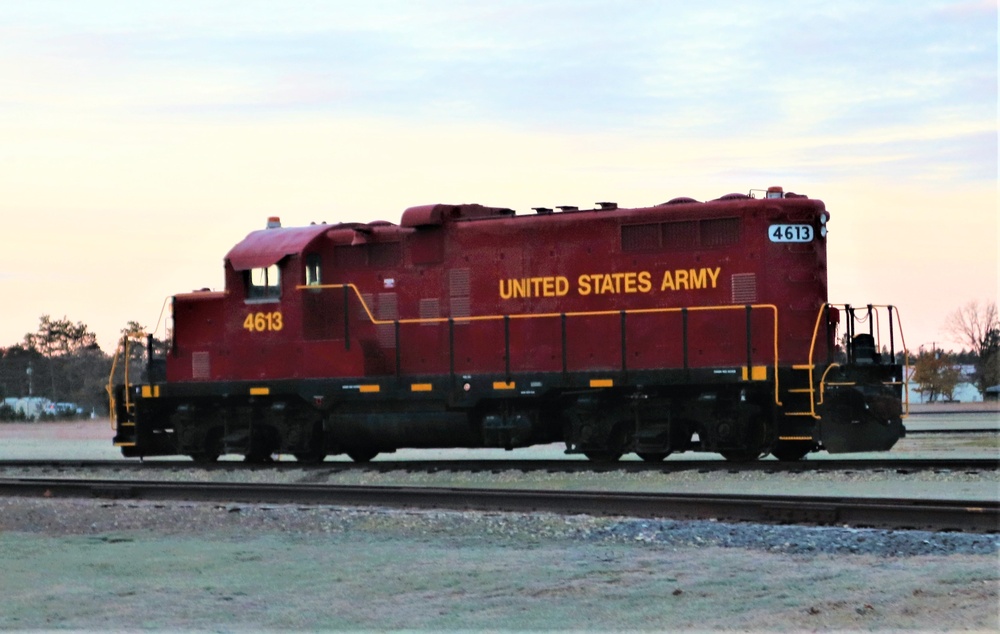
top-left (111, 186), bottom-right (908, 462)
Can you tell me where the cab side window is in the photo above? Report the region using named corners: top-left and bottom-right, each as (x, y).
top-left (247, 264), bottom-right (281, 301)
top-left (305, 253), bottom-right (321, 286)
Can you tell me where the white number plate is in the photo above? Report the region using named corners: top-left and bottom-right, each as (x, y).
top-left (768, 224), bottom-right (814, 242)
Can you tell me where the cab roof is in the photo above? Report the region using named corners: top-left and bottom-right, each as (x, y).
top-left (225, 224), bottom-right (331, 271)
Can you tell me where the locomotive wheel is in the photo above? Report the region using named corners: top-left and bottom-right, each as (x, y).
top-left (244, 452), bottom-right (274, 464)
top-left (770, 442), bottom-right (813, 462)
top-left (189, 429), bottom-right (223, 464)
top-left (583, 450), bottom-right (623, 462)
top-left (293, 422), bottom-right (327, 464)
top-left (719, 449), bottom-right (765, 463)
top-left (189, 452), bottom-right (220, 464)
top-left (636, 451), bottom-right (671, 462)
top-left (719, 412), bottom-right (769, 463)
top-left (347, 449), bottom-right (379, 463)
top-left (582, 421), bottom-right (631, 462)
top-left (293, 452), bottom-right (327, 464)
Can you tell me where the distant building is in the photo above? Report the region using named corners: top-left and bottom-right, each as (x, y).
top-left (2, 396), bottom-right (54, 420)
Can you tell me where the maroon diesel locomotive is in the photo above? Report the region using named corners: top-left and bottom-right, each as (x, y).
top-left (112, 186), bottom-right (908, 462)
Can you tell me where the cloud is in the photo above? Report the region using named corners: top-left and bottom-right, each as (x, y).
top-left (1, 0), bottom-right (993, 146)
top-left (0, 1), bottom-right (995, 350)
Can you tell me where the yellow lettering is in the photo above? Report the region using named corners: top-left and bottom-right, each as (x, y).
top-left (689, 268), bottom-right (707, 289)
top-left (507, 269), bottom-right (716, 296)
top-left (243, 312), bottom-right (283, 333)
top-left (499, 279), bottom-right (513, 299)
top-left (660, 271), bottom-right (674, 291)
top-left (624, 272), bottom-right (637, 293)
top-left (512, 278), bottom-right (526, 298)
top-left (611, 272), bottom-right (626, 293)
top-left (556, 276), bottom-right (569, 296)
top-left (675, 269), bottom-right (689, 290)
top-left (542, 277), bottom-right (555, 296)
top-left (707, 266), bottom-right (721, 288)
top-left (599, 274), bottom-right (614, 294)
top-left (638, 271), bottom-right (652, 293)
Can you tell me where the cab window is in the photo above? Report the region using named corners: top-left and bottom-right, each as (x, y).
top-left (247, 264), bottom-right (281, 301)
top-left (305, 253), bottom-right (321, 286)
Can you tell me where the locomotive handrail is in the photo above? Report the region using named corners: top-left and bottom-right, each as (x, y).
top-left (298, 283), bottom-right (784, 406)
top-left (105, 339), bottom-right (121, 425)
top-left (804, 303), bottom-right (911, 419)
top-left (105, 335), bottom-right (132, 427)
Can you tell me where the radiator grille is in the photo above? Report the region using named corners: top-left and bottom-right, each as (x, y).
top-left (701, 217), bottom-right (741, 247)
top-left (663, 220), bottom-right (698, 249)
top-left (621, 223), bottom-right (661, 251)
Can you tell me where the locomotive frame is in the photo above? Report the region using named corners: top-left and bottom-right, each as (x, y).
top-left (111, 186), bottom-right (909, 463)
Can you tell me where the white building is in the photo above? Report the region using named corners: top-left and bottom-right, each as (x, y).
top-left (2, 396), bottom-right (54, 420)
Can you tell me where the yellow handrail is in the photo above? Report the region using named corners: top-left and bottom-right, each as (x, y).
top-left (106, 337), bottom-right (122, 427)
top-left (299, 283), bottom-right (784, 405)
top-left (817, 363), bottom-right (841, 406)
top-left (106, 336), bottom-right (135, 428)
top-left (804, 303), bottom-right (911, 418)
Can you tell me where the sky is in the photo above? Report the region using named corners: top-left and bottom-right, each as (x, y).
top-left (0, 0), bottom-right (996, 356)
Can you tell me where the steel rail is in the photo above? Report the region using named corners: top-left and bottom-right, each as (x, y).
top-left (0, 457), bottom-right (996, 474)
top-left (0, 477), bottom-right (996, 533)
top-left (904, 428), bottom-right (998, 435)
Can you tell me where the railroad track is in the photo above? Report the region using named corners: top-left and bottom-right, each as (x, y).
top-left (905, 428), bottom-right (998, 434)
top-left (0, 457), bottom-right (996, 475)
top-left (0, 477), bottom-right (995, 533)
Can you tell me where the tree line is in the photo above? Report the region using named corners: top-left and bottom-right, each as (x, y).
top-left (0, 316), bottom-right (150, 421)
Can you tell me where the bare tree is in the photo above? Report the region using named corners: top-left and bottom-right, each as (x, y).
top-left (946, 300), bottom-right (1000, 395)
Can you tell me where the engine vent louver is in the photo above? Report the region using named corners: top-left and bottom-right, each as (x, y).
top-left (449, 269), bottom-right (471, 323)
top-left (376, 293), bottom-right (398, 348)
top-left (191, 352), bottom-right (210, 379)
top-left (731, 273), bottom-right (758, 304)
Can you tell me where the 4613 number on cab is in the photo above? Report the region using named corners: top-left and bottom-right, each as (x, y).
top-left (243, 311), bottom-right (283, 333)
